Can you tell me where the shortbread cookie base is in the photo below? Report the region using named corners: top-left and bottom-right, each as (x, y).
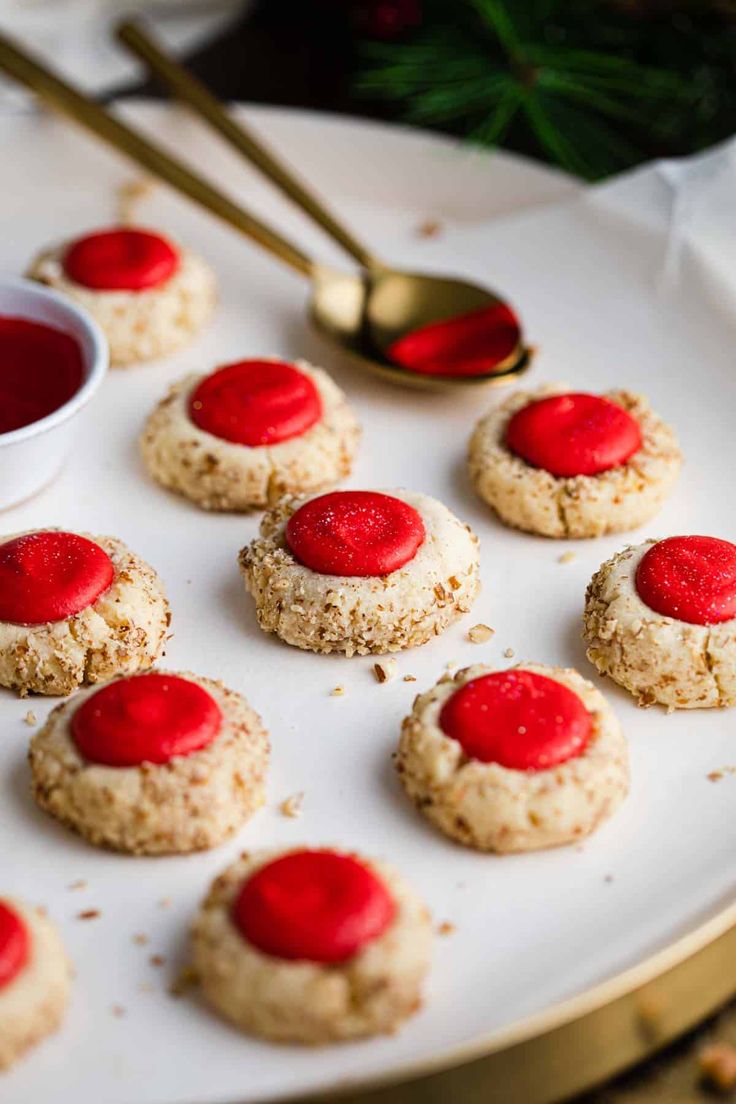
top-left (584, 542), bottom-right (736, 709)
top-left (468, 385), bottom-right (682, 538)
top-left (28, 244), bottom-right (216, 366)
top-left (140, 359), bottom-right (361, 511)
top-left (239, 490), bottom-right (480, 656)
top-left (192, 849), bottom-right (432, 1044)
top-left (0, 532), bottom-right (170, 698)
top-left (0, 899), bottom-right (71, 1071)
top-left (29, 672), bottom-right (269, 854)
top-left (397, 662), bottom-right (629, 852)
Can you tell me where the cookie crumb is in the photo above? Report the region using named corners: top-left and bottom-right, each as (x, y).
top-left (468, 623), bottom-right (494, 644)
top-left (373, 660), bottom-right (397, 684)
top-left (444, 659), bottom-right (457, 671)
top-left (111, 1004), bottom-right (126, 1018)
top-left (699, 1043), bottom-right (736, 1092)
top-left (117, 176), bottom-right (154, 223)
top-left (558, 551), bottom-right (577, 564)
top-left (170, 966), bottom-right (198, 998)
top-left (279, 792), bottom-right (304, 819)
top-left (78, 909), bottom-right (100, 921)
top-left (158, 897), bottom-right (172, 909)
top-left (132, 933), bottom-right (149, 946)
top-left (24, 709), bottom-right (37, 726)
top-left (709, 770), bottom-right (725, 782)
top-left (503, 647), bottom-right (515, 659)
top-left (68, 880), bottom-right (87, 891)
top-left (437, 921), bottom-right (456, 936)
top-left (330, 685), bottom-right (345, 697)
top-left (416, 218), bottom-right (442, 238)
top-left (150, 954), bottom-right (166, 968)
top-left (403, 675), bottom-right (417, 683)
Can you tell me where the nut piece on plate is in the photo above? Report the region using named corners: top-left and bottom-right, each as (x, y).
top-left (239, 488), bottom-right (480, 656)
top-left (0, 898), bottom-right (71, 1071)
top-left (140, 357), bottom-right (360, 512)
top-left (397, 662), bottom-right (628, 852)
top-left (0, 529), bottom-right (170, 697)
top-left (29, 670), bottom-right (269, 855)
top-left (28, 226), bottom-right (216, 366)
top-left (468, 385), bottom-right (681, 538)
top-left (584, 535), bottom-right (736, 709)
top-left (193, 847), bottom-right (432, 1043)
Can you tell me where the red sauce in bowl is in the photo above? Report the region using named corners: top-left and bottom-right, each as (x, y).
top-left (0, 315), bottom-right (84, 435)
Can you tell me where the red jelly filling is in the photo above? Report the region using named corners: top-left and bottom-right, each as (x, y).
top-left (0, 902), bottom-right (30, 990)
top-left (506, 393), bottom-right (642, 478)
top-left (233, 849), bottom-right (395, 963)
top-left (63, 227), bottom-right (180, 291)
top-left (387, 302), bottom-right (521, 378)
top-left (636, 535), bottom-right (736, 626)
top-left (0, 316), bottom-right (84, 435)
top-left (71, 673), bottom-right (222, 767)
top-left (189, 359), bottom-right (322, 447)
top-left (0, 531), bottom-right (113, 625)
top-left (285, 490), bottom-right (425, 577)
top-left (439, 669), bottom-right (592, 771)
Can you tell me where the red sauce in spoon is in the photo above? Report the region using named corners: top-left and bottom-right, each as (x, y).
top-left (0, 316), bottom-right (84, 435)
top-left (387, 302), bottom-right (521, 377)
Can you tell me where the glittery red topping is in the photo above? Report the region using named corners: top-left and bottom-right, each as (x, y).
top-left (71, 673), bottom-right (222, 767)
top-left (0, 902), bottom-right (30, 990)
top-left (189, 359), bottom-right (322, 446)
top-left (63, 228), bottom-right (180, 291)
top-left (0, 532), bottom-right (114, 625)
top-left (636, 536), bottom-right (736, 625)
top-left (506, 393), bottom-right (642, 477)
top-left (233, 850), bottom-right (395, 963)
top-left (439, 669), bottom-right (592, 771)
top-left (285, 491), bottom-right (425, 576)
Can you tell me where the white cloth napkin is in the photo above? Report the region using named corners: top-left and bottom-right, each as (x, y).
top-left (588, 137), bottom-right (736, 313)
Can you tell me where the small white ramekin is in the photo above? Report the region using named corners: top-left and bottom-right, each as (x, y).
top-left (0, 277), bottom-right (108, 510)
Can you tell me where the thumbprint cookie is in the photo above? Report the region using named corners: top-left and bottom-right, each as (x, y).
top-left (140, 357), bottom-right (360, 511)
top-left (584, 535), bottom-right (736, 709)
top-left (0, 530), bottom-right (169, 697)
top-left (28, 226), bottom-right (216, 366)
top-left (29, 670), bottom-right (269, 854)
top-left (397, 662), bottom-right (628, 852)
top-left (0, 898), bottom-right (71, 1071)
top-left (239, 489), bottom-right (480, 655)
top-left (192, 847), bottom-right (432, 1043)
top-left (468, 385), bottom-right (681, 538)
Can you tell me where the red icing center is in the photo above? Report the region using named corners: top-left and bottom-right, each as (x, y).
top-left (635, 535), bottom-right (736, 625)
top-left (0, 902), bottom-right (30, 990)
top-left (0, 316), bottom-right (85, 435)
top-left (387, 303), bottom-right (521, 378)
top-left (0, 532), bottom-right (113, 625)
top-left (63, 227), bottom-right (180, 291)
top-left (439, 669), bottom-right (592, 771)
top-left (71, 673), bottom-right (222, 767)
top-left (233, 849), bottom-right (396, 963)
top-left (506, 392), bottom-right (642, 477)
top-left (285, 491), bottom-right (425, 576)
top-left (189, 359), bottom-right (322, 447)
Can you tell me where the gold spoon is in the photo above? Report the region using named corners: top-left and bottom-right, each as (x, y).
top-left (0, 31), bottom-right (531, 390)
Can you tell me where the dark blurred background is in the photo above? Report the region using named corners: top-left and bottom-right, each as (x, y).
top-left (131, 0), bottom-right (736, 180)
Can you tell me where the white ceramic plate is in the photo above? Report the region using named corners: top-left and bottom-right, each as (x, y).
top-left (1, 103), bottom-right (733, 1104)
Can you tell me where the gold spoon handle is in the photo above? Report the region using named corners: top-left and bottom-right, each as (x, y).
top-left (116, 19), bottom-right (379, 272)
top-left (0, 32), bottom-right (314, 278)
